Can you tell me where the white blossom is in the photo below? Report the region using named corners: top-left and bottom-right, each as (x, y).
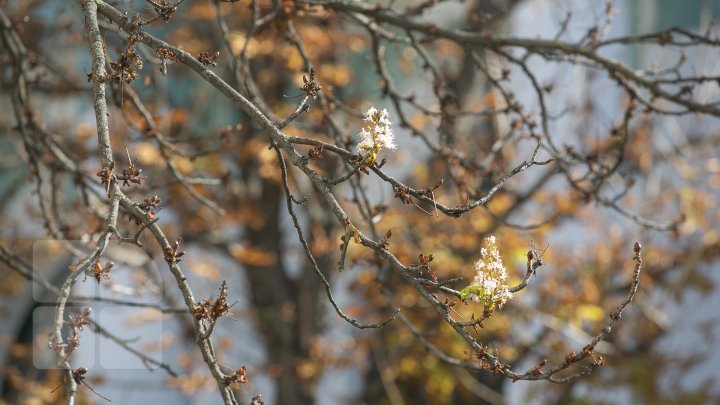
top-left (461, 235), bottom-right (513, 309)
top-left (364, 107), bottom-right (378, 121)
top-left (357, 107), bottom-right (396, 164)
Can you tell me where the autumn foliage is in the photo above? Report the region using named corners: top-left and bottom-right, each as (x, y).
top-left (1, 1), bottom-right (720, 404)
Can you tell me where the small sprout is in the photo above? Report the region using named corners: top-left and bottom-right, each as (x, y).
top-left (417, 253), bottom-right (436, 281)
top-left (154, 1), bottom-right (177, 22)
top-left (198, 51), bottom-right (220, 67)
top-left (66, 307), bottom-right (92, 332)
top-left (138, 195), bottom-right (162, 221)
top-left (307, 145), bottom-right (324, 161)
top-left (587, 26), bottom-right (599, 43)
top-left (393, 186), bottom-right (413, 205)
top-left (225, 366), bottom-right (248, 388)
top-left (156, 47), bottom-right (178, 61)
top-left (163, 240), bottom-right (185, 265)
top-left (528, 242), bottom-right (548, 274)
top-left (419, 253), bottom-right (434, 267)
top-left (302, 68), bottom-right (322, 99)
top-left (106, 15), bottom-right (143, 86)
top-left (63, 307), bottom-right (93, 357)
top-left (592, 352), bottom-right (605, 367)
top-left (84, 261), bottom-right (113, 284)
top-left (531, 359), bottom-right (548, 376)
top-left (110, 51), bottom-right (143, 84)
top-left (194, 280), bottom-right (235, 339)
top-left (156, 47), bottom-right (178, 76)
top-left (564, 351), bottom-right (577, 365)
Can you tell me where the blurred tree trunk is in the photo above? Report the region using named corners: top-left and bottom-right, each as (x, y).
top-left (242, 179), bottom-right (315, 404)
top-left (240, 167), bottom-right (339, 403)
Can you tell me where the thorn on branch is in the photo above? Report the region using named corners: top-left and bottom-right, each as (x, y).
top-left (114, 147), bottom-right (147, 188)
top-left (338, 224), bottom-right (357, 271)
top-left (423, 179), bottom-right (443, 217)
top-left (97, 161), bottom-right (115, 195)
top-left (121, 213), bottom-right (159, 246)
top-left (51, 367), bottom-right (112, 402)
top-left (379, 229), bottom-right (392, 250)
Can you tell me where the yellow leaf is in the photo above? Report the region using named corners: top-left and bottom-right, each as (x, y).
top-left (229, 244), bottom-right (277, 266)
top-left (124, 308), bottom-right (162, 326)
top-left (286, 48), bottom-right (304, 71)
top-left (576, 304), bottom-right (605, 322)
top-left (229, 32), bottom-right (258, 56)
top-left (171, 155), bottom-right (193, 174)
top-left (186, 258), bottom-right (221, 280)
top-left (135, 142), bottom-right (162, 166)
top-left (409, 112), bottom-right (428, 130)
top-left (319, 64), bottom-right (352, 87)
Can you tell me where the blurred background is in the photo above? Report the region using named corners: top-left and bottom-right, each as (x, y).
top-left (1, 0), bottom-right (720, 404)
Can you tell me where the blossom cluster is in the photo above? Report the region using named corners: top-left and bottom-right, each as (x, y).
top-left (460, 236), bottom-right (513, 309)
top-left (357, 107), bottom-right (396, 164)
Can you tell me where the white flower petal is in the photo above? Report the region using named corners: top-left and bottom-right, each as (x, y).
top-left (364, 107), bottom-right (378, 120)
top-left (356, 106), bottom-right (397, 154)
